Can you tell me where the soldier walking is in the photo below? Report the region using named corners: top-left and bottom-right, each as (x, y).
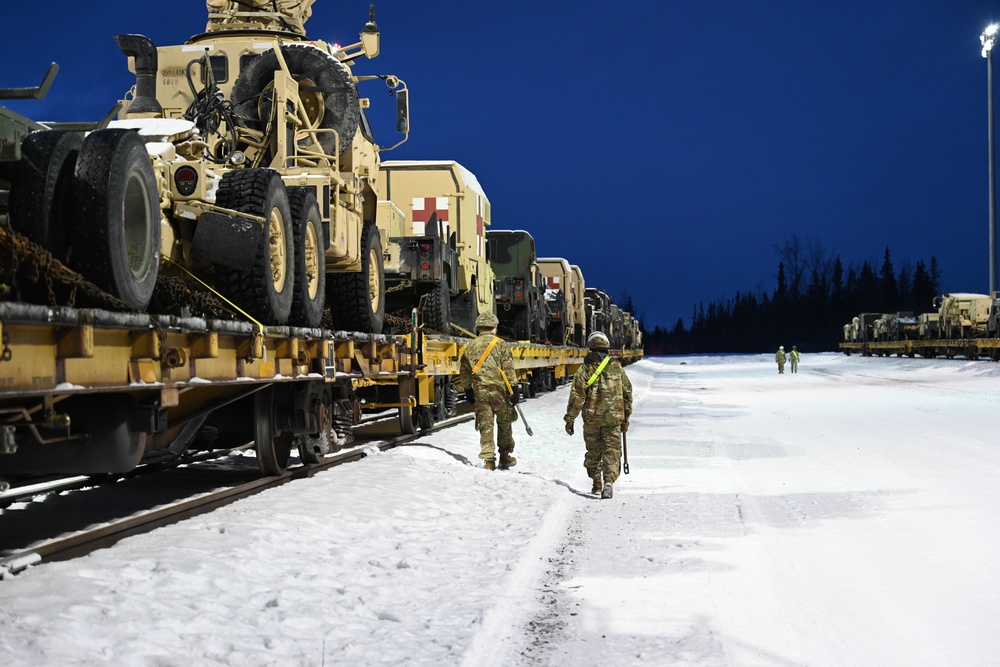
top-left (775, 346), bottom-right (786, 374)
top-left (563, 332), bottom-right (633, 499)
top-left (789, 346), bottom-right (800, 373)
top-left (457, 312), bottom-right (520, 470)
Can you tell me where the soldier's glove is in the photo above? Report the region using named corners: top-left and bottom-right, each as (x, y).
top-left (465, 388), bottom-right (475, 404)
top-left (564, 419), bottom-right (574, 436)
top-left (622, 421), bottom-right (629, 433)
top-left (508, 385), bottom-right (521, 406)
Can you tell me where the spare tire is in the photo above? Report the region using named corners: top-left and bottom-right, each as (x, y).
top-left (71, 128), bottom-right (160, 311)
top-left (232, 43), bottom-right (360, 156)
top-left (8, 130), bottom-right (81, 262)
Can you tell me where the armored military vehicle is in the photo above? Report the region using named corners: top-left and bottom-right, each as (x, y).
top-left (4, 2), bottom-right (408, 332)
top-left (377, 160), bottom-right (494, 335)
top-left (487, 229), bottom-right (546, 341)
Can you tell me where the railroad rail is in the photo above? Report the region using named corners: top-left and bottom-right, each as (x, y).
top-left (0, 412), bottom-right (473, 579)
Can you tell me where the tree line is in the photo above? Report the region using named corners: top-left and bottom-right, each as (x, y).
top-left (640, 236), bottom-right (942, 355)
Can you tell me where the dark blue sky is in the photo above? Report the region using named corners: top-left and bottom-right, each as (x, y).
top-left (4, 1), bottom-right (999, 329)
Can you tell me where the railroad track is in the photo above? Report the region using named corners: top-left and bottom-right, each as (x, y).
top-left (0, 412), bottom-right (473, 579)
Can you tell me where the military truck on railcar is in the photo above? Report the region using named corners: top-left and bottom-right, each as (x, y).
top-left (377, 160), bottom-right (494, 335)
top-left (585, 287), bottom-right (612, 339)
top-left (538, 258), bottom-right (586, 346)
top-left (934, 293), bottom-right (991, 339)
top-left (4, 2), bottom-right (409, 333)
top-left (486, 229), bottom-right (546, 342)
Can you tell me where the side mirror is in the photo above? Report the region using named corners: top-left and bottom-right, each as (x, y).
top-left (395, 88), bottom-right (409, 134)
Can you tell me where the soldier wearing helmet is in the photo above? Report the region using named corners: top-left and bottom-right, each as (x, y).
top-left (457, 312), bottom-right (519, 470)
top-left (563, 330), bottom-right (633, 498)
top-left (775, 345), bottom-right (786, 374)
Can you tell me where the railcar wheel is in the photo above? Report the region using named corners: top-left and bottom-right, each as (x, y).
top-left (0, 395), bottom-right (145, 475)
top-left (297, 384), bottom-right (333, 465)
top-left (326, 220), bottom-right (385, 333)
top-left (71, 128), bottom-right (160, 310)
top-left (215, 169), bottom-right (294, 325)
top-left (256, 387), bottom-right (292, 475)
top-left (287, 187), bottom-right (326, 328)
top-left (398, 404), bottom-right (416, 435)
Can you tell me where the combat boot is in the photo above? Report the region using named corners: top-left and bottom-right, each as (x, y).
top-left (499, 453), bottom-right (517, 470)
top-left (484, 459), bottom-right (496, 471)
top-left (591, 477), bottom-right (603, 494)
top-left (601, 482), bottom-right (613, 499)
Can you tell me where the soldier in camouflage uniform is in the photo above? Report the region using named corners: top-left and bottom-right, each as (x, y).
top-left (563, 331), bottom-right (633, 499)
top-left (457, 312), bottom-right (520, 470)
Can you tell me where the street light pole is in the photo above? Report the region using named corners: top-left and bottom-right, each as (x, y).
top-left (982, 24), bottom-right (998, 295)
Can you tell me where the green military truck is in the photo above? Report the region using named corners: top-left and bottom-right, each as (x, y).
top-left (377, 160), bottom-right (495, 335)
top-left (486, 229), bottom-right (547, 342)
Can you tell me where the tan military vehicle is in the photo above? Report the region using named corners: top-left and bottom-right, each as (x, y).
top-left (377, 160), bottom-right (494, 335)
top-left (538, 257), bottom-right (585, 345)
top-left (569, 264), bottom-right (586, 345)
top-left (5, 2), bottom-right (409, 332)
top-left (934, 293), bottom-right (991, 339)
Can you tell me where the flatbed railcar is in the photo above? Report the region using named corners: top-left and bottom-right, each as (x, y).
top-left (839, 339), bottom-right (1000, 360)
top-left (0, 300), bottom-right (641, 483)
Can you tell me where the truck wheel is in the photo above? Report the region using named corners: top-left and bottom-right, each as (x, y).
top-left (215, 169), bottom-right (294, 325)
top-left (422, 273), bottom-right (451, 333)
top-left (514, 306), bottom-right (531, 340)
top-left (256, 386), bottom-right (292, 475)
top-left (287, 187), bottom-right (325, 328)
top-left (71, 128), bottom-right (160, 310)
top-left (8, 130), bottom-right (81, 262)
top-left (326, 220), bottom-right (385, 333)
top-left (232, 43), bottom-right (360, 157)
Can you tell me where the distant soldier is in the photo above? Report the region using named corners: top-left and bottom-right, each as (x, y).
top-left (789, 346), bottom-right (800, 373)
top-left (775, 346), bottom-right (786, 374)
top-left (563, 332), bottom-right (633, 499)
top-left (457, 312), bottom-right (520, 470)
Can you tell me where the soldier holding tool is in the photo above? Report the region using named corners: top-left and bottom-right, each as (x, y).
top-left (563, 331), bottom-right (633, 498)
top-left (457, 312), bottom-right (520, 470)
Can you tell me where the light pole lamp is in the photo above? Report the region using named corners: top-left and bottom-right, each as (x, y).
top-left (982, 23), bottom-right (998, 296)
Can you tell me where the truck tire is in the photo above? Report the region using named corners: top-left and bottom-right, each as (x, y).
top-left (325, 220), bottom-right (385, 333)
top-left (8, 130), bottom-right (81, 262)
top-left (514, 306), bottom-right (531, 341)
top-left (232, 43), bottom-right (360, 157)
top-left (71, 128), bottom-right (160, 310)
top-left (287, 187), bottom-right (326, 328)
top-left (215, 169), bottom-right (294, 325)
top-left (422, 273), bottom-right (451, 333)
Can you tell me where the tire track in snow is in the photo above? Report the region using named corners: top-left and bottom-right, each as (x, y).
top-left (459, 491), bottom-right (576, 667)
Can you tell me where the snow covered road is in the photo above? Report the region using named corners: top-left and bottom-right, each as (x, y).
top-left (2, 353), bottom-right (999, 666)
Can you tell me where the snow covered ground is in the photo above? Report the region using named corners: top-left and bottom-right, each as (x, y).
top-left (2, 352), bottom-right (1000, 666)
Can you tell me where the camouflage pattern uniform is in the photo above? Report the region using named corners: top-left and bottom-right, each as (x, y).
top-left (457, 313), bottom-right (517, 468)
top-left (775, 346), bottom-right (786, 374)
top-left (789, 346), bottom-right (799, 373)
top-left (564, 332), bottom-right (633, 497)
